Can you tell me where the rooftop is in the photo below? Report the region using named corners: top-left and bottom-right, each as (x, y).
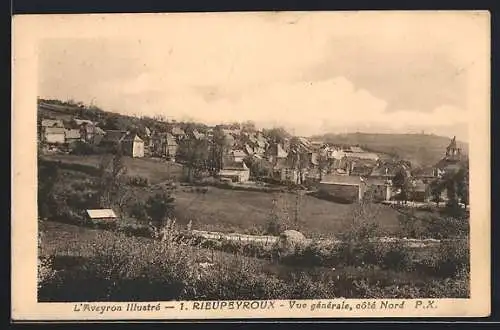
top-left (86, 209), bottom-right (117, 219)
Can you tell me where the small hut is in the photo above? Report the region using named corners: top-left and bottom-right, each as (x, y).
top-left (86, 209), bottom-right (118, 226)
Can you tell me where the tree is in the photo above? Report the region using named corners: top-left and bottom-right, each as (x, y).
top-left (429, 179), bottom-right (444, 207)
top-left (287, 137), bottom-right (310, 185)
top-left (211, 127), bottom-right (227, 173)
top-left (38, 161), bottom-right (60, 219)
top-left (145, 192), bottom-right (176, 230)
top-left (262, 127), bottom-right (291, 145)
top-left (178, 138), bottom-right (210, 182)
top-left (392, 167), bottom-right (411, 204)
top-left (97, 149), bottom-right (128, 211)
top-left (443, 171), bottom-right (459, 208)
top-left (103, 115), bottom-right (121, 130)
top-left (266, 193), bottom-right (288, 235)
top-left (317, 152), bottom-right (329, 181)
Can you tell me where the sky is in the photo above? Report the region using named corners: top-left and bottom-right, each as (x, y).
top-left (37, 12), bottom-right (490, 141)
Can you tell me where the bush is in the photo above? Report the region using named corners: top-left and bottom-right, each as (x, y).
top-left (418, 238), bottom-right (469, 278)
top-left (378, 242), bottom-right (414, 272)
top-left (38, 227), bottom-right (470, 301)
top-left (129, 201), bottom-right (148, 222)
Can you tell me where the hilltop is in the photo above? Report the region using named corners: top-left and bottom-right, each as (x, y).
top-left (310, 132), bottom-right (468, 168)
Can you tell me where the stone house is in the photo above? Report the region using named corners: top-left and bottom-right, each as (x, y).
top-left (218, 161), bottom-right (250, 183)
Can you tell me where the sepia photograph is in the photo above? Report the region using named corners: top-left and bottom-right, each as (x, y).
top-left (12, 11), bottom-right (490, 320)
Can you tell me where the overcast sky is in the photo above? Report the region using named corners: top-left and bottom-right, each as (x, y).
top-left (38, 12), bottom-right (489, 141)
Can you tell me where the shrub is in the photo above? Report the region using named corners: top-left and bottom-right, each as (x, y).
top-left (378, 242), bottom-right (414, 272)
top-left (418, 238), bottom-right (469, 278)
top-left (129, 201), bottom-right (148, 222)
top-left (39, 226), bottom-right (470, 301)
top-left (423, 216), bottom-right (469, 239)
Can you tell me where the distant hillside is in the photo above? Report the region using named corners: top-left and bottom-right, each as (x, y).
top-left (310, 132), bottom-right (468, 167)
top-left (38, 99), bottom-right (177, 134)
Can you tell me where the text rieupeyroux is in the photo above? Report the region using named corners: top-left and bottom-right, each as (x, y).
top-left (72, 300), bottom-right (438, 315)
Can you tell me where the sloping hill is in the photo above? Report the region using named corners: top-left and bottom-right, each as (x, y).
top-left (311, 132), bottom-right (468, 167)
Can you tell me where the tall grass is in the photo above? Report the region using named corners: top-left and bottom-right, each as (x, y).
top-left (38, 222), bottom-right (470, 301)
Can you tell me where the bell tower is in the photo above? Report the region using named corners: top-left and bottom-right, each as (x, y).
top-left (445, 136), bottom-right (461, 161)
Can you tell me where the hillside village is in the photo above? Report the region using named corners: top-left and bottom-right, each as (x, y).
top-left (38, 98), bottom-right (469, 206)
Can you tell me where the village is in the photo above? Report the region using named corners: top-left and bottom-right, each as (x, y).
top-left (38, 99), bottom-right (468, 209)
top-left (29, 11), bottom-right (480, 306)
top-left (36, 99), bottom-right (471, 302)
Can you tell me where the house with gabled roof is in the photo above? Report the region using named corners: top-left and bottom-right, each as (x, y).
top-left (151, 132), bottom-right (178, 160)
top-left (192, 129), bottom-right (206, 140)
top-left (266, 143), bottom-right (288, 164)
top-left (39, 119), bottom-right (65, 144)
top-left (122, 134), bottom-right (145, 158)
top-left (318, 174), bottom-right (368, 203)
top-left (99, 130), bottom-right (144, 157)
top-left (171, 126), bottom-right (186, 141)
top-left (41, 119), bottom-right (64, 128)
top-left (218, 160), bottom-right (250, 183)
top-left (74, 119), bottom-right (95, 126)
top-left (86, 209), bottom-right (118, 224)
top-left (64, 128), bottom-right (82, 144)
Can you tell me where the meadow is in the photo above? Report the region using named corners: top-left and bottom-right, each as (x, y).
top-left (40, 154), bottom-right (184, 184)
top-left (41, 154), bottom-right (404, 237)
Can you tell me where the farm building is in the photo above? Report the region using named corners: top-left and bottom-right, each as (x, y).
top-left (348, 159), bottom-right (377, 176)
top-left (64, 129), bottom-right (81, 144)
top-left (230, 149), bottom-right (247, 163)
top-left (86, 209), bottom-right (118, 223)
top-left (164, 133), bottom-right (178, 161)
top-left (344, 151), bottom-right (380, 161)
top-left (43, 127), bottom-right (66, 144)
top-left (218, 161), bottom-right (250, 183)
top-left (122, 134), bottom-right (145, 158)
top-left (75, 120), bottom-right (105, 144)
top-left (171, 126), bottom-right (186, 140)
top-left (318, 175), bottom-right (368, 203)
top-left (266, 143), bottom-right (288, 164)
top-left (99, 130), bottom-right (144, 157)
top-left (39, 119), bottom-right (65, 144)
top-left (151, 132), bottom-right (178, 161)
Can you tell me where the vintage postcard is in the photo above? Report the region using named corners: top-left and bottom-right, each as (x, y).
top-left (12, 11), bottom-right (490, 321)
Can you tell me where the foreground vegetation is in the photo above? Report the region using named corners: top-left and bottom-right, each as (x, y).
top-left (39, 220), bottom-right (469, 301)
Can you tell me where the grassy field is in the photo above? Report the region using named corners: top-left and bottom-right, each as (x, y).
top-left (41, 154), bottom-right (409, 238)
top-left (42, 154), bottom-right (183, 184)
top-left (174, 187), bottom-right (401, 237)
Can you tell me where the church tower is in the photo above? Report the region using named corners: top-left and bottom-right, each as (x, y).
top-left (445, 136), bottom-right (461, 161)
